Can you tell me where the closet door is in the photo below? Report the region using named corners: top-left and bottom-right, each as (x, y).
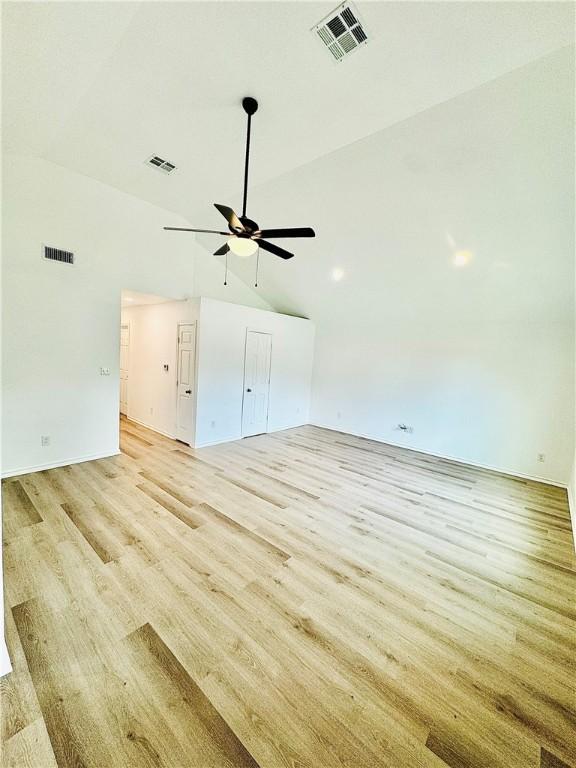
top-left (176, 323), bottom-right (196, 444)
top-left (241, 331), bottom-right (272, 437)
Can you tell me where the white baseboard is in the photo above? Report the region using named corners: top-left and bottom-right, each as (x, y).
top-left (269, 421), bottom-right (309, 433)
top-left (194, 422), bottom-right (309, 450)
top-left (2, 450), bottom-right (121, 479)
top-left (194, 434), bottom-right (240, 448)
top-left (310, 422), bottom-right (567, 489)
top-left (125, 415), bottom-right (176, 441)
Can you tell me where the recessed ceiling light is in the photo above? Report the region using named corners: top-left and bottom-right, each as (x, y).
top-left (453, 250), bottom-right (473, 268)
top-left (332, 267), bottom-right (345, 281)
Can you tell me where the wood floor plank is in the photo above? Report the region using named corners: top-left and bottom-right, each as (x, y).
top-left (1, 718), bottom-right (58, 768)
top-left (12, 598), bottom-right (99, 768)
top-left (135, 481), bottom-right (204, 529)
top-left (2, 480), bottom-right (42, 537)
top-left (60, 501), bottom-right (121, 563)
top-left (540, 746), bottom-right (573, 767)
top-left (126, 623), bottom-right (260, 767)
top-left (194, 502), bottom-right (291, 563)
top-left (2, 418), bottom-right (575, 768)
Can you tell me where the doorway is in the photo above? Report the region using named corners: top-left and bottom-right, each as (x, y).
top-left (119, 290), bottom-right (194, 443)
top-left (241, 330), bottom-right (272, 437)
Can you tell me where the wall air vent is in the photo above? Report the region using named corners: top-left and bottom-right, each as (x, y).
top-left (43, 245), bottom-right (74, 265)
top-left (312, 2), bottom-right (369, 63)
top-left (146, 155), bottom-right (177, 174)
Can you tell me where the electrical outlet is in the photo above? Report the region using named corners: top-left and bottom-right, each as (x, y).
top-left (537, 453), bottom-right (545, 463)
top-left (41, 435), bottom-right (50, 447)
top-left (100, 367), bottom-right (110, 376)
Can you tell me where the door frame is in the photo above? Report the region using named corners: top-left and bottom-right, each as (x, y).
top-left (176, 321), bottom-right (198, 446)
top-left (119, 320), bottom-right (131, 417)
top-left (241, 328), bottom-right (273, 438)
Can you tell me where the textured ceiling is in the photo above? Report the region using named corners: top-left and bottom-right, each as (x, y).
top-left (3, 1), bottom-right (573, 224)
top-left (228, 47), bottom-right (575, 322)
top-left (2, 2), bottom-right (573, 321)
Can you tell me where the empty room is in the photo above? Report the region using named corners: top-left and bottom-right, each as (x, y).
top-left (1, 2), bottom-right (575, 767)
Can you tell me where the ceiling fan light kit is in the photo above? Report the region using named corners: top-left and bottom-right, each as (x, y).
top-left (228, 236), bottom-right (258, 258)
top-left (164, 96), bottom-right (316, 285)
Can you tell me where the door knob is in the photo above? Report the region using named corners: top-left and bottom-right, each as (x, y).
top-left (185, 389), bottom-right (192, 394)
top-left (246, 388), bottom-right (252, 392)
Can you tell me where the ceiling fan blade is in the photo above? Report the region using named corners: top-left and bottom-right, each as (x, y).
top-left (213, 243), bottom-right (230, 256)
top-left (214, 204), bottom-right (244, 231)
top-left (258, 227), bottom-right (315, 239)
top-left (164, 227), bottom-right (229, 234)
top-left (258, 239), bottom-right (294, 260)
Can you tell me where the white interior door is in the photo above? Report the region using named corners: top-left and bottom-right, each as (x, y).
top-left (176, 323), bottom-right (196, 445)
top-left (119, 323), bottom-right (130, 415)
top-left (242, 331), bottom-right (272, 438)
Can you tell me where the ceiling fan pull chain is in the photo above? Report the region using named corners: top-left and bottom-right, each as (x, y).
top-left (255, 247), bottom-right (260, 287)
top-left (224, 251), bottom-right (228, 286)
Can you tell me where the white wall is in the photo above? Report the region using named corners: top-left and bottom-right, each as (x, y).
top-left (2, 155), bottom-right (192, 475)
top-left (121, 296), bottom-right (315, 448)
top-left (1, 154), bottom-right (268, 476)
top-left (239, 47), bottom-right (575, 485)
top-left (194, 298), bottom-right (314, 447)
top-left (312, 321), bottom-right (573, 484)
top-left (192, 244), bottom-right (273, 312)
top-left (121, 300), bottom-right (195, 438)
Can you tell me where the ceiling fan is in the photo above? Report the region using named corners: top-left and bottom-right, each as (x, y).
top-left (164, 97), bottom-right (315, 261)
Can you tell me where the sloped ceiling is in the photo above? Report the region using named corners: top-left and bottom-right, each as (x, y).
top-left (3, 2), bottom-right (573, 212)
top-left (232, 46), bottom-right (575, 323)
top-left (2, 1), bottom-right (574, 317)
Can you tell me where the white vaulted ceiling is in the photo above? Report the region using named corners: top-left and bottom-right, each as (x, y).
top-left (2, 1), bottom-right (573, 224)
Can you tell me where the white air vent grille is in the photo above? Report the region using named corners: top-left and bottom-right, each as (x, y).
top-left (312, 2), bottom-right (369, 62)
top-left (43, 245), bottom-right (74, 265)
top-left (146, 155), bottom-right (177, 173)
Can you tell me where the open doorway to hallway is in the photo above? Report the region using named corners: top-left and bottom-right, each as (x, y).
top-left (120, 290), bottom-right (196, 445)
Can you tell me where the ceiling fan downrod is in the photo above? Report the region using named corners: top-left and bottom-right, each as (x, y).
top-left (241, 96), bottom-right (258, 220)
top-left (162, 95), bottom-right (315, 264)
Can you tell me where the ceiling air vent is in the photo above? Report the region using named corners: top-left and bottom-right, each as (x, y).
top-left (146, 155), bottom-right (177, 174)
top-left (43, 245), bottom-right (74, 265)
top-left (312, 2), bottom-right (369, 63)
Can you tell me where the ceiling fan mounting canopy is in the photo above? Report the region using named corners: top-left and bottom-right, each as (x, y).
top-left (242, 96), bottom-right (258, 116)
top-left (163, 95), bottom-right (315, 261)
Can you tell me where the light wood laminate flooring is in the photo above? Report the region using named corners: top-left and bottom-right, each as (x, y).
top-left (1, 418), bottom-right (575, 767)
